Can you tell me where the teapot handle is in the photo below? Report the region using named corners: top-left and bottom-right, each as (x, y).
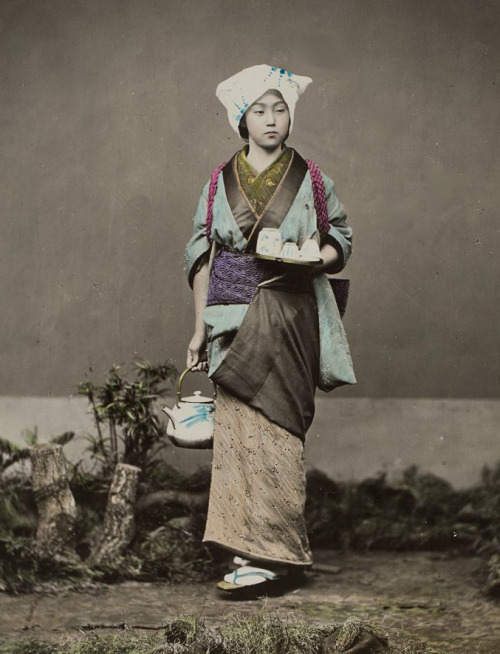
top-left (176, 368), bottom-right (212, 405)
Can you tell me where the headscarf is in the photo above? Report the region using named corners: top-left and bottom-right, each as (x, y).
top-left (216, 64), bottom-right (312, 135)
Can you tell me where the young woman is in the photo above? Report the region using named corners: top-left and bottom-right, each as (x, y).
top-left (184, 64), bottom-right (355, 596)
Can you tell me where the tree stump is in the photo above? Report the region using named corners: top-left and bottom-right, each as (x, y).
top-left (88, 463), bottom-right (141, 566)
top-left (485, 553), bottom-right (500, 598)
top-left (30, 443), bottom-right (78, 559)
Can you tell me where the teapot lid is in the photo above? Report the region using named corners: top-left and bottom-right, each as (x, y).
top-left (180, 390), bottom-right (214, 404)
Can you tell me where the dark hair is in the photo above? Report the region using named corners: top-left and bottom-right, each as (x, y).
top-left (238, 116), bottom-right (249, 142)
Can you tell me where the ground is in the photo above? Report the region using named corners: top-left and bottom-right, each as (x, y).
top-left (1, 551), bottom-right (500, 653)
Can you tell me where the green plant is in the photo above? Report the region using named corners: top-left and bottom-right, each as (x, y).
top-left (305, 466), bottom-right (481, 552)
top-left (0, 535), bottom-right (94, 594)
top-left (0, 476), bottom-right (35, 540)
top-left (162, 615), bottom-right (202, 645)
top-left (135, 524), bottom-right (213, 582)
top-left (78, 360), bottom-right (177, 473)
top-left (0, 428), bottom-right (74, 474)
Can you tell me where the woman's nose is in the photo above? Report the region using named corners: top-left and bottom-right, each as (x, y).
top-left (266, 112), bottom-right (276, 125)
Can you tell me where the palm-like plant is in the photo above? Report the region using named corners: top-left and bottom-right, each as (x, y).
top-left (0, 428), bottom-right (74, 474)
top-left (78, 360), bottom-right (177, 474)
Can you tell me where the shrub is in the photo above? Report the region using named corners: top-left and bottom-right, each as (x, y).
top-left (78, 360), bottom-right (177, 474)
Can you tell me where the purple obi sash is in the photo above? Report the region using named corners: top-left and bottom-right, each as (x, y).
top-left (206, 249), bottom-right (282, 306)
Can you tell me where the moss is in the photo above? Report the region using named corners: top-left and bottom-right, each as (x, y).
top-left (8, 640), bottom-right (56, 654)
top-left (9, 634), bottom-right (158, 654)
top-left (7, 612), bottom-right (454, 654)
top-left (219, 612), bottom-right (328, 654)
top-left (395, 641), bottom-right (448, 654)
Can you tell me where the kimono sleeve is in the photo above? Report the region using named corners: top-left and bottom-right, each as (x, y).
top-left (184, 180), bottom-right (211, 288)
top-left (321, 173), bottom-right (353, 274)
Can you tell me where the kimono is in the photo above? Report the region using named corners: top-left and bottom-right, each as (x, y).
top-left (184, 146), bottom-right (355, 566)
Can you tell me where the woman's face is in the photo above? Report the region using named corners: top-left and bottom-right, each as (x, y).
top-left (243, 90), bottom-right (290, 149)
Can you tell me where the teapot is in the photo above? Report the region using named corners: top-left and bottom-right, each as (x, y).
top-left (162, 368), bottom-right (215, 449)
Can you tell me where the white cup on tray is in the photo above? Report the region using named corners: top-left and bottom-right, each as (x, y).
top-left (256, 228), bottom-right (282, 257)
top-left (299, 239), bottom-right (321, 260)
top-left (279, 242), bottom-right (300, 259)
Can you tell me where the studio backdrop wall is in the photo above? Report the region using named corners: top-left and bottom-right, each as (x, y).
top-left (1, 0), bottom-right (498, 398)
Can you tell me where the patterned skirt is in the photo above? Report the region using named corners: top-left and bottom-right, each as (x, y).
top-left (203, 386), bottom-right (312, 567)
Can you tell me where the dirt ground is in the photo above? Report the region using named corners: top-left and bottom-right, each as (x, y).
top-left (1, 551), bottom-right (500, 653)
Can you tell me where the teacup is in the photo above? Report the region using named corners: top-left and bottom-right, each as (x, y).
top-left (280, 242), bottom-right (300, 259)
top-left (256, 228), bottom-right (282, 256)
top-left (300, 239), bottom-right (321, 259)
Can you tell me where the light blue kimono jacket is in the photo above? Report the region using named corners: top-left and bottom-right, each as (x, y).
top-left (184, 154), bottom-right (356, 392)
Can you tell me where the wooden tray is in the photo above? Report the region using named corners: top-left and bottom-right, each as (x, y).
top-left (254, 253), bottom-right (323, 266)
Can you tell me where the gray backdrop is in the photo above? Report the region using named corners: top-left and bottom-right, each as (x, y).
top-left (1, 0), bottom-right (498, 398)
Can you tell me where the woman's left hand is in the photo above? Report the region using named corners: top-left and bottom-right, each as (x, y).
top-left (186, 330), bottom-right (208, 372)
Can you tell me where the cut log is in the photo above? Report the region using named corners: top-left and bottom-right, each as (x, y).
top-left (30, 443), bottom-right (78, 559)
top-left (88, 463), bottom-right (141, 566)
top-left (485, 553), bottom-right (500, 598)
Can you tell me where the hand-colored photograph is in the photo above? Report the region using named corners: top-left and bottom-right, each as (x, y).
top-left (0, 1), bottom-right (498, 652)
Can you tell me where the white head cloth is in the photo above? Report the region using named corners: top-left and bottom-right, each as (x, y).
top-left (216, 64), bottom-right (313, 135)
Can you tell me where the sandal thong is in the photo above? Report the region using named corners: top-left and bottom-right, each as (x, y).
top-left (223, 565), bottom-right (279, 588)
top-left (217, 571), bottom-right (306, 599)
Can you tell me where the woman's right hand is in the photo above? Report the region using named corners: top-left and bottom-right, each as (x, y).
top-left (186, 330), bottom-right (208, 372)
